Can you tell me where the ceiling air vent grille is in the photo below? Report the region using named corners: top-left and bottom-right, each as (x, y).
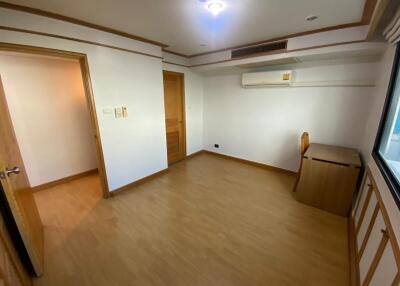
top-left (231, 41), bottom-right (287, 59)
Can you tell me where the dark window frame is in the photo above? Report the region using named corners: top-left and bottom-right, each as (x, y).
top-left (373, 43), bottom-right (400, 209)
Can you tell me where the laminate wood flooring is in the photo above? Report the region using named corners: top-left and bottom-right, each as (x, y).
top-left (33, 152), bottom-right (349, 286)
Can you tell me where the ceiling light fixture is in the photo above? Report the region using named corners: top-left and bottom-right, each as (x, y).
top-left (206, 0), bottom-right (226, 16)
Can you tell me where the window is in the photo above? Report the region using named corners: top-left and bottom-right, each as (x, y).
top-left (374, 44), bottom-right (400, 208)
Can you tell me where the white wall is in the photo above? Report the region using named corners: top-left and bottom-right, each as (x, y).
top-left (0, 8), bottom-right (168, 192)
top-left (95, 50), bottom-right (167, 191)
top-left (0, 53), bottom-right (98, 187)
top-left (203, 59), bottom-right (379, 172)
top-left (162, 63), bottom-right (204, 155)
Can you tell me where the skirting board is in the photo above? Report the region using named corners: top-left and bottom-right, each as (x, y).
top-left (202, 150), bottom-right (297, 176)
top-left (110, 149), bottom-right (297, 197)
top-left (110, 151), bottom-right (204, 196)
top-left (110, 168), bottom-right (169, 196)
top-left (31, 168), bottom-right (98, 192)
top-left (185, 150), bottom-right (206, 159)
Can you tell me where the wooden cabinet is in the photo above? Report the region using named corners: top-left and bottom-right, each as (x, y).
top-left (349, 168), bottom-right (400, 286)
top-left (295, 143), bottom-right (361, 216)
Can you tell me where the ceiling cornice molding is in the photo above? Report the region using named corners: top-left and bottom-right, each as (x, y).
top-left (0, 0), bottom-right (378, 57)
top-left (162, 49), bottom-right (189, 58)
top-left (361, 0), bottom-right (378, 24)
top-left (0, 25), bottom-right (164, 59)
top-left (162, 61), bottom-right (190, 68)
top-left (163, 23), bottom-right (366, 58)
top-left (165, 0), bottom-right (378, 58)
top-left (164, 40), bottom-right (370, 69)
top-left (0, 1), bottom-right (169, 48)
top-left (0, 22), bottom-right (373, 69)
top-left (184, 23), bottom-right (366, 58)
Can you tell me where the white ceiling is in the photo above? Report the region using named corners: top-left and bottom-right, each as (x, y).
top-left (5, 0), bottom-right (367, 56)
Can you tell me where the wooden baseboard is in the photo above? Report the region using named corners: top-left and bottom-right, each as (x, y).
top-left (31, 168), bottom-right (99, 192)
top-left (185, 150), bottom-right (206, 159)
top-left (348, 216), bottom-right (360, 286)
top-left (108, 150), bottom-right (206, 197)
top-left (106, 149), bottom-right (297, 197)
top-left (110, 168), bottom-right (169, 196)
top-left (202, 150), bottom-right (297, 176)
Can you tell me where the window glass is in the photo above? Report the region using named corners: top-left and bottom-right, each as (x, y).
top-left (378, 66), bottom-right (400, 181)
top-left (374, 44), bottom-right (400, 207)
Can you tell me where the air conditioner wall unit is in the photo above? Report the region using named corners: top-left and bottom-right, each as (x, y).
top-left (242, 70), bottom-right (294, 87)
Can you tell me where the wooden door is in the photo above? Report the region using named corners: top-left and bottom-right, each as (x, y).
top-left (163, 71), bottom-right (186, 164)
top-left (0, 77), bottom-right (44, 276)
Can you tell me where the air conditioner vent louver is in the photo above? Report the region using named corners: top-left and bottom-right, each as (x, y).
top-left (231, 41), bottom-right (287, 59)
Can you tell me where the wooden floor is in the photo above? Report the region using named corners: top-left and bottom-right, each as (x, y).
top-left (32, 153), bottom-right (349, 286)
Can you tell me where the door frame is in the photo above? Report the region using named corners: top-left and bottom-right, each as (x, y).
top-left (162, 70), bottom-right (187, 162)
top-left (0, 42), bottom-right (110, 198)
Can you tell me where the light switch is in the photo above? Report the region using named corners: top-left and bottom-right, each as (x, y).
top-left (115, 107), bottom-right (123, 118)
top-left (122, 106), bottom-right (128, 118)
top-left (102, 108), bottom-right (113, 115)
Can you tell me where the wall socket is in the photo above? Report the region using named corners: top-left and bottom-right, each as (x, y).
top-left (214, 144), bottom-right (219, 148)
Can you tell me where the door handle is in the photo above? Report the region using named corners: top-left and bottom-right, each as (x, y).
top-left (5, 166), bottom-right (20, 177)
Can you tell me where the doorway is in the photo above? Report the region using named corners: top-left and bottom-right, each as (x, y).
top-left (0, 43), bottom-right (109, 277)
top-left (163, 71), bottom-right (186, 165)
top-left (0, 43), bottom-right (109, 198)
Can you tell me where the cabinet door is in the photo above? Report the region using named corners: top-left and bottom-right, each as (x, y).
top-left (369, 240), bottom-right (398, 286)
top-left (0, 212), bottom-right (31, 286)
top-left (359, 210), bottom-right (385, 284)
top-left (351, 169), bottom-right (400, 286)
top-left (353, 175), bottom-right (371, 225)
top-left (357, 192), bottom-right (378, 252)
top-left (4, 251), bottom-right (23, 286)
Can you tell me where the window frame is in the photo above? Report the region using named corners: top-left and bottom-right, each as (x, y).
top-left (373, 43), bottom-right (400, 209)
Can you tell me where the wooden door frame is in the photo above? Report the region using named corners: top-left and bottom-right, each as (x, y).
top-left (162, 70), bottom-right (187, 161)
top-left (0, 42), bottom-right (110, 198)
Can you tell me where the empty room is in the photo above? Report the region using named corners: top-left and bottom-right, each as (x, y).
top-left (0, 0), bottom-right (400, 285)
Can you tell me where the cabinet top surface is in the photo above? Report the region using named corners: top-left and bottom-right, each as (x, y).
top-left (304, 143), bottom-right (361, 167)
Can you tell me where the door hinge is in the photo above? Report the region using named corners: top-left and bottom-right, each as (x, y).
top-left (0, 172), bottom-right (5, 180)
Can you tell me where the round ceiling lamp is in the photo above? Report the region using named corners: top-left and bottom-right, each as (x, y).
top-left (206, 0), bottom-right (226, 16)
